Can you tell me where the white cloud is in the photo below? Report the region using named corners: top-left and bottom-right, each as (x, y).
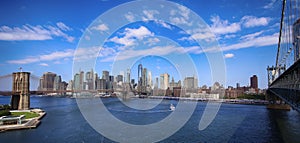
top-left (124, 12), bottom-right (135, 22)
top-left (224, 34), bottom-right (236, 39)
top-left (210, 16), bottom-right (241, 35)
top-left (263, 0), bottom-right (276, 9)
top-left (39, 63), bottom-right (49, 66)
top-left (224, 53), bottom-right (234, 58)
top-left (0, 23), bottom-right (74, 42)
top-left (8, 57), bottom-right (40, 64)
top-left (170, 17), bottom-right (191, 26)
top-left (56, 22), bottom-right (72, 31)
top-left (39, 49), bottom-right (74, 61)
top-left (92, 23), bottom-right (109, 32)
top-left (241, 16), bottom-right (271, 28)
top-left (100, 45), bottom-right (202, 62)
top-left (7, 46), bottom-right (115, 65)
top-left (180, 32), bottom-right (279, 54)
top-left (74, 46), bottom-right (116, 62)
top-left (7, 49), bottom-right (74, 64)
top-left (178, 5), bottom-right (190, 20)
top-left (85, 35), bottom-right (90, 41)
top-left (144, 37), bottom-right (160, 46)
top-left (142, 10), bottom-right (159, 21)
top-left (109, 26), bottom-right (154, 48)
top-left (191, 32), bottom-right (215, 42)
top-left (240, 31), bottom-right (263, 41)
top-left (222, 32), bottom-right (279, 51)
top-left (169, 5), bottom-right (192, 26)
top-left (179, 27), bottom-right (216, 42)
top-left (155, 20), bottom-right (172, 29)
top-left (101, 45), bottom-right (180, 62)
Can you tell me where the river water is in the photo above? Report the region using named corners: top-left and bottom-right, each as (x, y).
top-left (0, 95), bottom-right (299, 143)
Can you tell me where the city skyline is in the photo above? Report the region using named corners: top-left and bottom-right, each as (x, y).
top-left (35, 66), bottom-right (259, 92)
top-left (0, 0), bottom-right (282, 89)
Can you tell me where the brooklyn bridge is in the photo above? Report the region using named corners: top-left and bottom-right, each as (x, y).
top-left (266, 0), bottom-right (300, 112)
top-left (0, 0), bottom-right (300, 113)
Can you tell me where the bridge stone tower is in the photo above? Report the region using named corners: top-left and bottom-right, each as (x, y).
top-left (11, 72), bottom-right (30, 110)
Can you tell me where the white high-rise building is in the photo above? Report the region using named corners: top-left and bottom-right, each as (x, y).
top-left (184, 76), bottom-right (198, 89)
top-left (148, 71), bottom-right (152, 88)
top-left (126, 68), bottom-right (131, 83)
top-left (67, 80), bottom-right (73, 90)
top-left (53, 75), bottom-right (62, 91)
top-left (86, 69), bottom-right (95, 90)
top-left (160, 73), bottom-right (169, 90)
top-left (74, 73), bottom-right (81, 90)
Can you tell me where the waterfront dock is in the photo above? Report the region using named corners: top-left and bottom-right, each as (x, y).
top-left (0, 109), bottom-right (46, 132)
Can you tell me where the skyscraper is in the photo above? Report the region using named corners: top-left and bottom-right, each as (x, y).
top-left (40, 72), bottom-right (56, 91)
top-left (154, 77), bottom-right (159, 89)
top-left (74, 73), bottom-right (81, 90)
top-left (117, 75), bottom-right (123, 83)
top-left (142, 68), bottom-right (147, 88)
top-left (86, 69), bottom-right (95, 90)
top-left (170, 77), bottom-right (175, 90)
top-left (97, 79), bottom-right (106, 90)
top-left (148, 71), bottom-right (152, 88)
top-left (183, 76), bottom-right (198, 89)
top-left (126, 68), bottom-right (131, 83)
top-left (67, 80), bottom-right (73, 90)
top-left (102, 70), bottom-right (109, 81)
top-left (107, 75), bottom-right (114, 90)
top-left (138, 64), bottom-right (143, 88)
top-left (79, 71), bottom-right (84, 90)
top-left (160, 73), bottom-right (169, 90)
top-left (250, 75), bottom-right (258, 89)
top-left (53, 75), bottom-right (62, 91)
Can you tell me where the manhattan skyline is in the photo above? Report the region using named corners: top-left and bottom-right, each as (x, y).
top-left (0, 0), bottom-right (282, 89)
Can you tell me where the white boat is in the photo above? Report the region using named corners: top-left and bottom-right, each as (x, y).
top-left (170, 104), bottom-right (175, 111)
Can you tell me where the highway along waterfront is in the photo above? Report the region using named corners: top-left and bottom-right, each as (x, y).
top-left (0, 95), bottom-right (299, 143)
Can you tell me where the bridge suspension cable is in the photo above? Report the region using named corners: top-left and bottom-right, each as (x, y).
top-left (0, 74), bottom-right (13, 79)
top-left (274, 0), bottom-right (300, 79)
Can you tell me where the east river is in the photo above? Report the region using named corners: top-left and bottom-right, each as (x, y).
top-left (0, 95), bottom-right (299, 143)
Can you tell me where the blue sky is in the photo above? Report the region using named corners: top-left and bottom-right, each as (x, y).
top-left (0, 0), bottom-right (283, 89)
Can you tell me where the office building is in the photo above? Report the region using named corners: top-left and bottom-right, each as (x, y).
top-left (97, 79), bottom-right (106, 90)
top-left (40, 72), bottom-right (57, 91)
top-left (117, 75), bottom-right (123, 83)
top-left (74, 73), bottom-right (81, 90)
top-left (160, 73), bottom-right (169, 90)
top-left (53, 75), bottom-right (62, 91)
top-left (86, 69), bottom-right (95, 90)
top-left (250, 75), bottom-right (258, 89)
top-left (126, 69), bottom-right (131, 83)
top-left (183, 76), bottom-right (198, 89)
top-left (102, 70), bottom-right (109, 81)
top-left (148, 71), bottom-right (152, 88)
top-left (67, 80), bottom-right (73, 90)
top-left (79, 71), bottom-right (84, 88)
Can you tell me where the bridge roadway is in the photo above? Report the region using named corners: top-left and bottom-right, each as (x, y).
top-left (268, 59), bottom-right (300, 112)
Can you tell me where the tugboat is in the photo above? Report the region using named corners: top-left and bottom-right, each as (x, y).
top-left (170, 104), bottom-right (175, 111)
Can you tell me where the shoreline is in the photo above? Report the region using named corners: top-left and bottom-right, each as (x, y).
top-left (1, 94), bottom-right (269, 106)
top-left (148, 96), bottom-right (269, 105)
